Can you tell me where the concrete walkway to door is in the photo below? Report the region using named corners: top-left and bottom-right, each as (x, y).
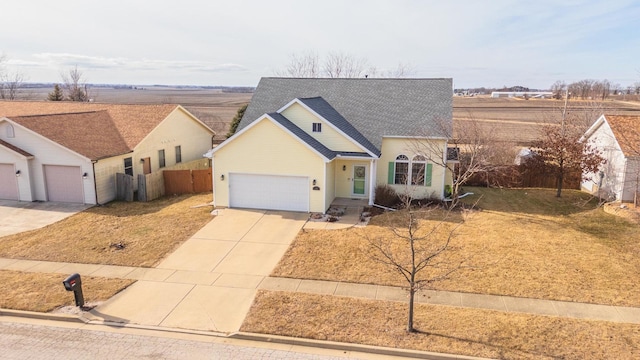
top-left (87, 209), bottom-right (307, 334)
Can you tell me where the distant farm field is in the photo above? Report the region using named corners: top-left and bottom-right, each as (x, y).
top-left (23, 86), bottom-right (253, 142)
top-left (19, 85), bottom-right (640, 146)
top-left (453, 96), bottom-right (640, 144)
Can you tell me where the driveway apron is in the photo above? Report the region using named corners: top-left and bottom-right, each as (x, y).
top-left (89, 209), bottom-right (307, 333)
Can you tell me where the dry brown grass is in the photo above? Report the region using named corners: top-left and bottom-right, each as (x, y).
top-left (0, 194), bottom-right (213, 267)
top-left (242, 291), bottom-right (640, 360)
top-left (273, 188), bottom-right (640, 306)
top-left (0, 270), bottom-right (133, 312)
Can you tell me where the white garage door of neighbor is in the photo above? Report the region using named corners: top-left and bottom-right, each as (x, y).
top-left (0, 163), bottom-right (19, 200)
top-left (229, 173), bottom-right (309, 212)
top-left (44, 165), bottom-right (84, 203)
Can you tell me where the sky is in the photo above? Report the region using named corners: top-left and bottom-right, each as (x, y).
top-left (2, 0), bottom-right (639, 89)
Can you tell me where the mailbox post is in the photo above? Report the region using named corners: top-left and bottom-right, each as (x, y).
top-left (62, 273), bottom-right (84, 307)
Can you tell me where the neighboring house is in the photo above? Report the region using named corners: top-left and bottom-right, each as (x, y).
top-left (582, 114), bottom-right (640, 202)
top-left (0, 102), bottom-right (214, 204)
top-left (210, 77), bottom-right (453, 213)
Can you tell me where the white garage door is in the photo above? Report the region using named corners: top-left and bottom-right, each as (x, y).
top-left (44, 165), bottom-right (84, 203)
top-left (229, 173), bottom-right (309, 212)
top-left (0, 163), bottom-right (19, 200)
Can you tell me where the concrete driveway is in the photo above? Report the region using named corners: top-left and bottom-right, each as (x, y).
top-left (89, 209), bottom-right (307, 333)
top-left (0, 200), bottom-right (91, 237)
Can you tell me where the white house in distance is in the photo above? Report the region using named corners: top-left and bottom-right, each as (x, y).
top-left (209, 77), bottom-right (454, 213)
top-left (0, 102), bottom-right (214, 204)
top-left (582, 114), bottom-right (640, 203)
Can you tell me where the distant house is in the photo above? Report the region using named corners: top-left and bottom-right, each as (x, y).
top-left (581, 114), bottom-right (640, 202)
top-left (0, 102), bottom-right (214, 204)
top-left (209, 77), bottom-right (454, 213)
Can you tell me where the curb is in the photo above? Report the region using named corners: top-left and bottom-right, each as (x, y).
top-left (230, 332), bottom-right (492, 360)
top-left (1, 307), bottom-right (492, 360)
top-left (0, 308), bottom-right (86, 323)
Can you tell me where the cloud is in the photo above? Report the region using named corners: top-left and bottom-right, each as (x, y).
top-left (30, 53), bottom-right (248, 73)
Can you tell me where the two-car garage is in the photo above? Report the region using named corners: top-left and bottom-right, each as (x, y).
top-left (229, 173), bottom-right (309, 212)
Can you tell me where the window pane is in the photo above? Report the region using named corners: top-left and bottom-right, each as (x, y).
top-left (411, 163), bottom-right (425, 185)
top-left (124, 157), bottom-right (133, 176)
top-left (175, 146), bottom-right (182, 163)
top-left (395, 162), bottom-right (408, 184)
top-left (159, 150), bottom-right (166, 168)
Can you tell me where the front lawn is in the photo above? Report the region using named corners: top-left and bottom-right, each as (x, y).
top-left (242, 290), bottom-right (640, 360)
top-left (272, 188), bottom-right (640, 306)
top-left (0, 270), bottom-right (133, 312)
top-left (0, 194), bottom-right (214, 267)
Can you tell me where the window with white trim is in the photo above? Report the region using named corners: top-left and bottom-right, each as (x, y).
top-left (394, 155), bottom-right (409, 184)
top-left (312, 123), bottom-right (322, 132)
top-left (175, 145), bottom-right (182, 163)
top-left (123, 157), bottom-right (133, 176)
top-left (411, 155), bottom-right (427, 185)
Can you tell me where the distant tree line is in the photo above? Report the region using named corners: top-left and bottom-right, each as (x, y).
top-left (550, 79), bottom-right (640, 100)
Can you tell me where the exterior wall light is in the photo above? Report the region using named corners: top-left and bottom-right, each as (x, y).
top-left (82, 173), bottom-right (88, 179)
top-left (15, 170), bottom-right (21, 177)
top-left (312, 179), bottom-right (317, 185)
top-left (220, 174), bottom-right (225, 181)
top-left (342, 165), bottom-right (346, 171)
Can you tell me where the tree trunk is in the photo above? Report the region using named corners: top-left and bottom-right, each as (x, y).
top-left (556, 172), bottom-right (563, 197)
top-left (407, 283), bottom-right (415, 333)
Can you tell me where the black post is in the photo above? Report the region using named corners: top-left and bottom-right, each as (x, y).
top-left (62, 273), bottom-right (85, 307)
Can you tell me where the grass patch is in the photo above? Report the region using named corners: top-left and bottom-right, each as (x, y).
top-left (0, 270), bottom-right (133, 312)
top-left (273, 188), bottom-right (640, 306)
top-left (242, 290), bottom-right (640, 360)
top-left (0, 194), bottom-right (213, 267)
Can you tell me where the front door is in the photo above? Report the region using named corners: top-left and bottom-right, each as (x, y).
top-left (352, 165), bottom-right (366, 196)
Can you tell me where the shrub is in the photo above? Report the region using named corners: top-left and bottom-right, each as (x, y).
top-left (374, 185), bottom-right (400, 208)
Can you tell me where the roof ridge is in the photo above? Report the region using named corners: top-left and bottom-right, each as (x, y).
top-left (10, 110), bottom-right (107, 118)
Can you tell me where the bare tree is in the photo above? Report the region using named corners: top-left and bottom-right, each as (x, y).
top-left (323, 52), bottom-right (368, 78)
top-left (61, 65), bottom-right (89, 101)
top-left (413, 115), bottom-right (506, 208)
top-left (0, 54), bottom-right (27, 100)
top-left (366, 191), bottom-right (473, 332)
top-left (277, 51), bottom-right (412, 78)
top-left (550, 80), bottom-right (566, 99)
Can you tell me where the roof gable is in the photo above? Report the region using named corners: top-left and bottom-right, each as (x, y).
top-left (238, 78), bottom-right (453, 150)
top-left (9, 111), bottom-right (130, 160)
top-left (0, 101), bottom-right (184, 150)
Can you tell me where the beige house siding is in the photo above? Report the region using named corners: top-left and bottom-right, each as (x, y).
top-left (280, 103), bottom-right (363, 152)
top-left (324, 161), bottom-right (336, 209)
top-left (378, 137), bottom-right (447, 199)
top-left (135, 108), bottom-right (213, 175)
top-left (213, 118), bottom-right (326, 212)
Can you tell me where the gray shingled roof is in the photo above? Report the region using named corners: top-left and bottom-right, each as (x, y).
top-left (239, 78), bottom-right (453, 154)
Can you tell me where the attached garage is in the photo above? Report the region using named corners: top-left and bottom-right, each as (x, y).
top-left (44, 165), bottom-right (84, 203)
top-left (229, 173), bottom-right (309, 212)
top-left (0, 163), bottom-right (19, 200)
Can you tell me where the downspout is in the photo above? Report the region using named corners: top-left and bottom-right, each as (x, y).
top-left (91, 160), bottom-right (99, 205)
top-left (441, 140), bottom-right (448, 199)
top-left (369, 158), bottom-right (376, 206)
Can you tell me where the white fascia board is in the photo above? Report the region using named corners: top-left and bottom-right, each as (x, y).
top-left (278, 98), bottom-right (377, 158)
top-left (581, 114), bottom-right (606, 142)
top-left (210, 114), bottom-right (331, 163)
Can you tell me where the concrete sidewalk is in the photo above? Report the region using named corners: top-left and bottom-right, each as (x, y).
top-left (2, 254), bottom-right (640, 326)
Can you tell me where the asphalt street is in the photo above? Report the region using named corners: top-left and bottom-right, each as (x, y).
top-left (0, 320), bottom-right (365, 360)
